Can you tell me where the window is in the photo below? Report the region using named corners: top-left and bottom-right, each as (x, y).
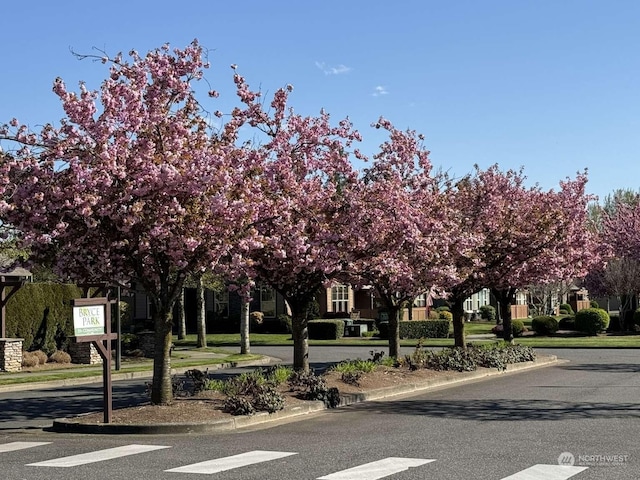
top-left (214, 291), bottom-right (229, 317)
top-left (414, 294), bottom-right (427, 308)
top-left (260, 286), bottom-right (276, 318)
top-left (331, 284), bottom-right (349, 312)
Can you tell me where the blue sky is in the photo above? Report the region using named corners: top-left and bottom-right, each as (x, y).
top-left (2, 0), bottom-right (639, 202)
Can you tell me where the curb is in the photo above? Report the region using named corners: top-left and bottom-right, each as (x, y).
top-left (0, 357), bottom-right (275, 394)
top-left (51, 355), bottom-right (560, 435)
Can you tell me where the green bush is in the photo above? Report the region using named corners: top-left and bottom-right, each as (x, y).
top-left (589, 300), bottom-right (599, 308)
top-left (435, 305), bottom-right (450, 312)
top-left (399, 320), bottom-right (450, 339)
top-left (559, 303), bottom-right (574, 315)
top-left (531, 316), bottom-right (559, 335)
top-left (278, 314), bottom-right (292, 334)
top-left (308, 320), bottom-right (345, 340)
top-left (511, 319), bottom-right (526, 338)
top-left (575, 308), bottom-right (610, 335)
top-left (558, 316), bottom-right (576, 330)
top-left (479, 305), bottom-right (496, 322)
top-left (6, 283), bottom-right (83, 353)
top-left (438, 311), bottom-right (453, 321)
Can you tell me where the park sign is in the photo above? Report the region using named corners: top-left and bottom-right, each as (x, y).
top-left (73, 304), bottom-right (106, 336)
top-left (71, 295), bottom-right (117, 423)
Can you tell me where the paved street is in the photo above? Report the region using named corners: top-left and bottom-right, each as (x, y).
top-left (0, 347), bottom-right (638, 479)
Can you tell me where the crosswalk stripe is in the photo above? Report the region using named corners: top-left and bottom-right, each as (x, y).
top-left (0, 442), bottom-right (51, 453)
top-left (499, 464), bottom-right (589, 480)
top-left (165, 450), bottom-right (297, 474)
top-left (317, 457), bottom-right (436, 480)
top-left (26, 444), bottom-right (171, 468)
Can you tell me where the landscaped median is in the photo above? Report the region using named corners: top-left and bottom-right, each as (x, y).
top-left (50, 345), bottom-right (560, 435)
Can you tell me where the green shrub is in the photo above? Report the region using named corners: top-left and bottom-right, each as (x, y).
top-left (332, 359), bottom-right (377, 374)
top-left (575, 308), bottom-right (610, 335)
top-left (558, 316), bottom-right (576, 330)
top-left (531, 316), bottom-right (559, 335)
top-left (589, 300), bottom-right (599, 308)
top-left (632, 309), bottom-right (640, 331)
top-left (278, 314), bottom-right (292, 334)
top-left (428, 310), bottom-right (440, 319)
top-left (435, 305), bottom-right (450, 312)
top-left (479, 305), bottom-right (496, 322)
top-left (559, 303), bottom-right (574, 315)
top-left (265, 365), bottom-right (293, 385)
top-left (308, 320), bottom-right (345, 339)
top-left (288, 370), bottom-right (340, 408)
top-left (6, 283), bottom-right (83, 353)
top-left (438, 311), bottom-right (453, 321)
top-left (399, 320), bottom-right (450, 339)
top-left (511, 319), bottom-right (526, 337)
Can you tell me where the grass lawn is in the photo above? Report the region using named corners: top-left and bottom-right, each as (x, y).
top-left (0, 348), bottom-right (263, 387)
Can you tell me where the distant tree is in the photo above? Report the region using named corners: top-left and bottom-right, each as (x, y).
top-left (584, 257), bottom-right (640, 330)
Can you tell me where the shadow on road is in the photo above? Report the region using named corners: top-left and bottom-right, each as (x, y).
top-left (346, 397), bottom-right (640, 421)
top-left (557, 362), bottom-right (640, 373)
top-left (0, 383), bottom-right (146, 426)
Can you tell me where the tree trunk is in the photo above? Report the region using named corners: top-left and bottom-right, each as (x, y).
top-left (451, 295), bottom-right (466, 348)
top-left (151, 309), bottom-right (174, 405)
top-left (196, 275), bottom-right (207, 348)
top-left (176, 288), bottom-right (186, 340)
top-left (287, 296), bottom-right (311, 372)
top-left (388, 303), bottom-right (401, 358)
top-left (240, 301), bottom-right (250, 354)
top-left (493, 287), bottom-right (516, 344)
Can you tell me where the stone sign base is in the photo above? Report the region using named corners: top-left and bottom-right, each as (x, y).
top-left (69, 342), bottom-right (102, 364)
top-left (0, 338), bottom-right (23, 372)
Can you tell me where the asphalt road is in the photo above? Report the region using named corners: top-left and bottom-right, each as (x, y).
top-left (0, 348), bottom-right (638, 479)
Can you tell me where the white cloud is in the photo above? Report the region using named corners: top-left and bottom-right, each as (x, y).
top-left (372, 85), bottom-right (389, 96)
top-left (315, 61), bottom-right (352, 75)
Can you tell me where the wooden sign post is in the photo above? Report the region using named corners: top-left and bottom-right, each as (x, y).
top-left (71, 297), bottom-right (117, 423)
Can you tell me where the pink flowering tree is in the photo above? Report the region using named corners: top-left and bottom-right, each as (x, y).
top-left (598, 198), bottom-right (640, 327)
top-left (233, 73), bottom-right (362, 372)
top-left (444, 166), bottom-right (594, 345)
top-left (0, 42), bottom-right (262, 404)
top-left (349, 119), bottom-right (453, 358)
top-left (484, 171), bottom-right (596, 341)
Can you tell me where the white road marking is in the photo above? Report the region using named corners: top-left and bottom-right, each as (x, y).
top-left (26, 444), bottom-right (171, 467)
top-left (165, 450), bottom-right (297, 474)
top-left (0, 442), bottom-right (51, 453)
top-left (500, 464), bottom-right (589, 480)
top-left (317, 457), bottom-right (436, 480)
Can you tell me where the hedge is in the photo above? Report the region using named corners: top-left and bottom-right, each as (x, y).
top-left (6, 282), bottom-right (84, 353)
top-left (531, 315), bottom-right (559, 335)
top-left (399, 320), bottom-right (450, 339)
top-left (308, 320), bottom-right (345, 340)
top-left (575, 308), bottom-right (610, 335)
